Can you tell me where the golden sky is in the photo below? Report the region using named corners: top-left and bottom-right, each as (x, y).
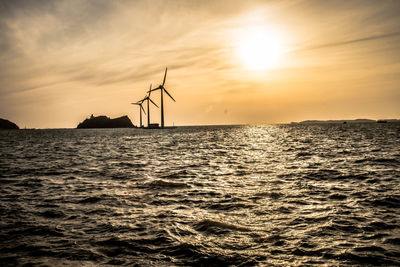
top-left (1, 0), bottom-right (399, 128)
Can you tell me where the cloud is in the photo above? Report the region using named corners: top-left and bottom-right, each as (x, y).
top-left (0, 0), bottom-right (243, 99)
top-left (298, 31), bottom-right (400, 52)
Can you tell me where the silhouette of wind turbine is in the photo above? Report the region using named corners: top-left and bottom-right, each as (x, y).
top-left (143, 84), bottom-right (159, 127)
top-left (151, 68), bottom-right (175, 128)
top-left (131, 99), bottom-right (146, 128)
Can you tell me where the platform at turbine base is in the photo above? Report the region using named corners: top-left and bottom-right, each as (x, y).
top-left (146, 123), bottom-right (160, 129)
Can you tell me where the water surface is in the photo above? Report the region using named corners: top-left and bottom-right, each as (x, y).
top-left (1, 124), bottom-right (399, 266)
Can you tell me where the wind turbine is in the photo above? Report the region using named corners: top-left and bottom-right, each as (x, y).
top-left (143, 84), bottom-right (159, 127)
top-left (151, 67), bottom-right (175, 128)
top-left (131, 99), bottom-right (146, 128)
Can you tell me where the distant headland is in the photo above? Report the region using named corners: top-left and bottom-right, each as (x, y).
top-left (291, 119), bottom-right (400, 124)
top-left (77, 115), bottom-right (135, 129)
top-left (0, 118), bottom-right (19, 130)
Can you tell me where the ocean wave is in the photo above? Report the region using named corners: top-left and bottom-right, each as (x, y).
top-left (367, 195), bottom-right (400, 208)
top-left (38, 209), bottom-right (65, 218)
top-left (78, 196), bottom-right (103, 204)
top-left (145, 179), bottom-right (190, 189)
top-left (194, 219), bottom-right (251, 234)
top-left (354, 157), bottom-right (399, 165)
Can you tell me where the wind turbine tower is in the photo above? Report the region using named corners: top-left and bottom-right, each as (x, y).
top-left (131, 99), bottom-right (145, 128)
top-left (142, 84), bottom-right (158, 127)
top-left (151, 68), bottom-right (175, 128)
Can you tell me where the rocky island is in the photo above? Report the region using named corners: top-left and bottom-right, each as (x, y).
top-left (0, 118), bottom-right (19, 130)
top-left (77, 115), bottom-right (135, 129)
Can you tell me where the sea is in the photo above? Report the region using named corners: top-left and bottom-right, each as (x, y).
top-left (0, 123), bottom-right (399, 266)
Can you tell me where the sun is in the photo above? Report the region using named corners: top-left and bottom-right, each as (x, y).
top-left (236, 27), bottom-right (286, 70)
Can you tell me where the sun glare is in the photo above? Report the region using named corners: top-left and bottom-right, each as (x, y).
top-left (236, 27), bottom-right (286, 70)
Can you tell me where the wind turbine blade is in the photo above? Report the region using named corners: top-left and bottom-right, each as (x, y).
top-left (148, 84), bottom-right (152, 96)
top-left (163, 88), bottom-right (176, 102)
top-left (162, 67), bottom-right (167, 86)
top-left (141, 105), bottom-right (146, 114)
top-left (151, 86), bottom-right (161, 91)
top-left (149, 98), bottom-right (159, 108)
top-left (131, 103), bottom-right (138, 105)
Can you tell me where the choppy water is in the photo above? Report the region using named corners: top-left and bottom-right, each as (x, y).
top-left (1, 123), bottom-right (400, 266)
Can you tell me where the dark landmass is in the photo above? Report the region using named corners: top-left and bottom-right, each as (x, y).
top-left (291, 119), bottom-right (400, 124)
top-left (77, 115), bottom-right (135, 129)
top-left (0, 118), bottom-right (19, 129)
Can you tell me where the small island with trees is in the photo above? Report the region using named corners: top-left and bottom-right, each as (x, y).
top-left (77, 114), bottom-right (135, 129)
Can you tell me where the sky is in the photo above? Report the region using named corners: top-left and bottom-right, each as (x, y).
top-left (1, 0), bottom-right (400, 128)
